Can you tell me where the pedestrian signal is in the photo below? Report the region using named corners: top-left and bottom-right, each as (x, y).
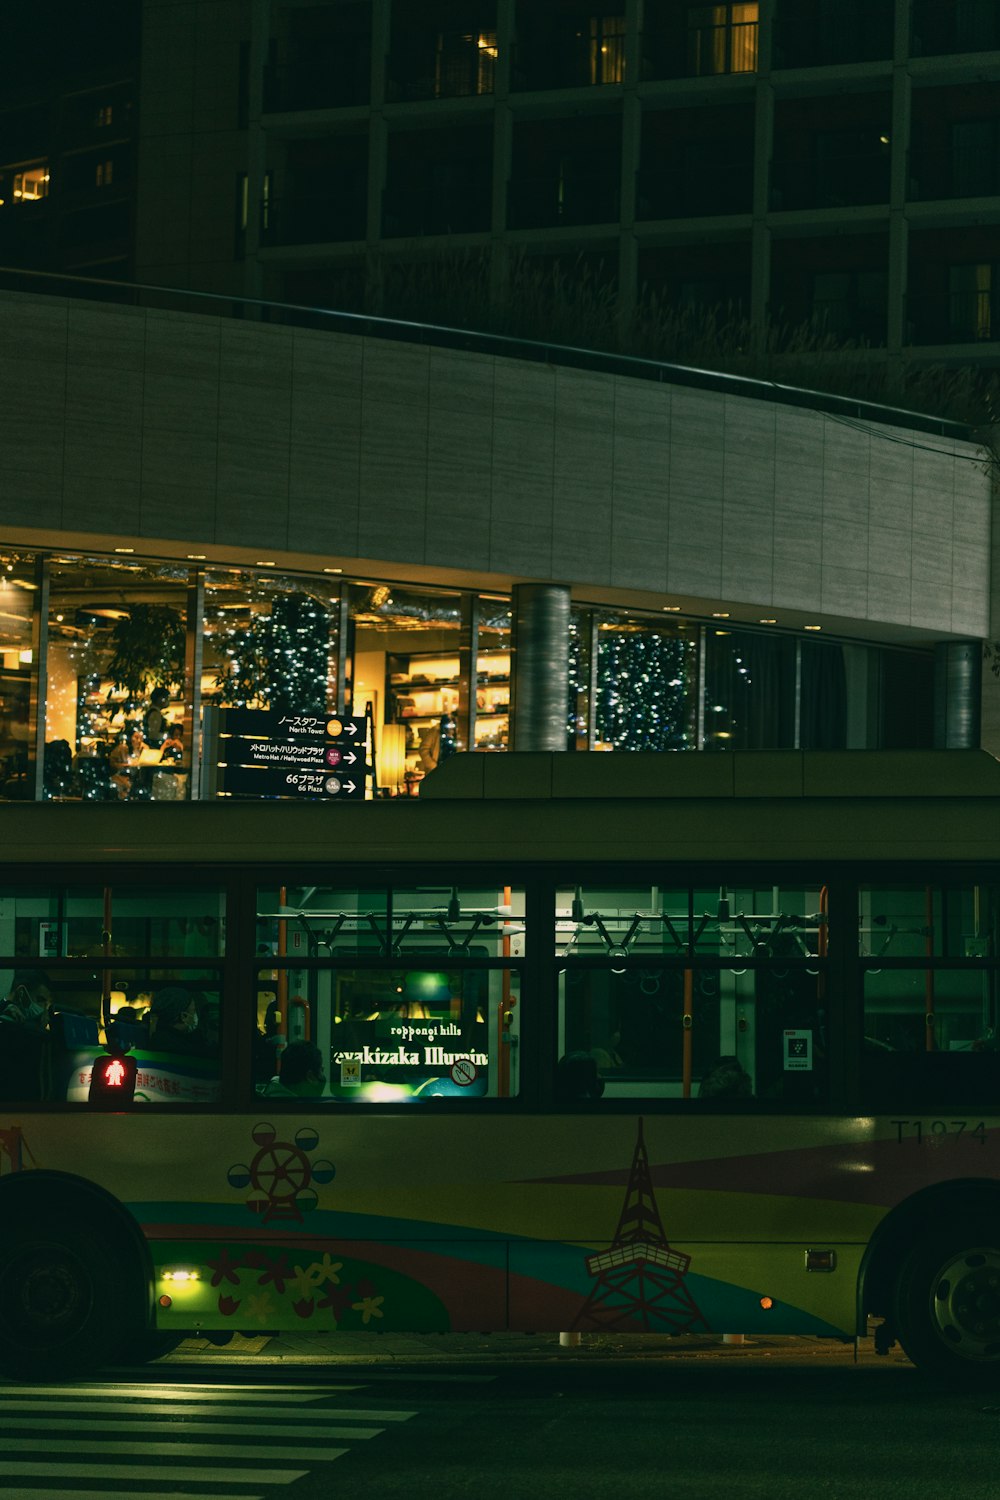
top-left (88, 1048), bottom-right (138, 1105)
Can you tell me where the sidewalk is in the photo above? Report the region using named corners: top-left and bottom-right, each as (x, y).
top-left (162, 1330), bottom-right (908, 1370)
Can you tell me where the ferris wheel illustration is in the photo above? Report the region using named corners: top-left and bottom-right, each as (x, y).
top-left (228, 1122), bottom-right (336, 1224)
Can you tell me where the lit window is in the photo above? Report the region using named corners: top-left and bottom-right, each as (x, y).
top-left (589, 16), bottom-right (626, 84)
top-left (12, 165), bottom-right (49, 203)
top-left (95, 159), bottom-right (114, 188)
top-left (687, 3), bottom-right (758, 76)
top-left (96, 104), bottom-right (113, 127)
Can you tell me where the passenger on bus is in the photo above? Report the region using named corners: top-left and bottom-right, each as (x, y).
top-left (0, 969), bottom-right (54, 1101)
top-left (698, 1055), bottom-right (753, 1100)
top-left (147, 987), bottom-right (205, 1054)
top-left (555, 1051), bottom-right (605, 1105)
top-left (261, 1040), bottom-right (327, 1098)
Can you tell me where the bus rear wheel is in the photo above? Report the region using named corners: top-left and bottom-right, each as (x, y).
top-left (894, 1217), bottom-right (1000, 1383)
top-left (0, 1221), bottom-right (132, 1379)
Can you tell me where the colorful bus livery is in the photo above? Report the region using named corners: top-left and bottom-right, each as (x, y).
top-left (1, 749), bottom-right (1000, 1384)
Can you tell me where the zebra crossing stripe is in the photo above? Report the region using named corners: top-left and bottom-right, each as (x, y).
top-left (3, 1438), bottom-right (350, 1462)
top-left (0, 1461), bottom-right (306, 1484)
top-left (0, 1398), bottom-right (414, 1421)
top-left (13, 1417), bottom-right (383, 1439)
top-left (0, 1492), bottom-right (263, 1500)
top-left (4, 1384), bottom-right (334, 1402)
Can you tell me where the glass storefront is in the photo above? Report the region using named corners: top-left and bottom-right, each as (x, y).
top-left (0, 543), bottom-right (938, 803)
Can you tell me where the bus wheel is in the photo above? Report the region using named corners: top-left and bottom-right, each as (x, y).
top-left (0, 1221), bottom-right (130, 1379)
top-left (894, 1218), bottom-right (1000, 1383)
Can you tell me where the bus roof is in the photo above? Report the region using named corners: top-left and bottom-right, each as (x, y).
top-left (4, 752), bottom-right (1000, 869)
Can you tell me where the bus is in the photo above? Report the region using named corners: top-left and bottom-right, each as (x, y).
top-left (1, 748), bottom-right (999, 1385)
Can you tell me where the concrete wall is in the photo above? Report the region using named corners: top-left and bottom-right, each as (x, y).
top-left (0, 289), bottom-right (990, 639)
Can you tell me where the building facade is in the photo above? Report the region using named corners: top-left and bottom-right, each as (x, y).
top-left (0, 1), bottom-right (998, 804)
top-left (0, 279), bottom-right (993, 801)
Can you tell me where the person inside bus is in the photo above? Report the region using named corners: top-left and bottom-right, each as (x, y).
top-left (0, 969), bottom-right (54, 1101)
top-left (698, 1055), bottom-right (753, 1100)
top-left (555, 1051), bottom-right (605, 1105)
top-left (261, 1040), bottom-right (327, 1098)
top-left (146, 986), bottom-right (206, 1055)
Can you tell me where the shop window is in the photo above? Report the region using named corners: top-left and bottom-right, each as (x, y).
top-left (0, 554), bottom-right (36, 802)
top-left (46, 556), bottom-right (190, 803)
top-left (594, 617), bottom-right (696, 751)
top-left (687, 3), bottom-right (758, 76)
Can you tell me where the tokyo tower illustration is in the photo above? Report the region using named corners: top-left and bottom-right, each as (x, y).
top-left (572, 1117), bottom-right (709, 1333)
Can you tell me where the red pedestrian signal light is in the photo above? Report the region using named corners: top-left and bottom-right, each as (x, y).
top-left (88, 1049), bottom-right (137, 1105)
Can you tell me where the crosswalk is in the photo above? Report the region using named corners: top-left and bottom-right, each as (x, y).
top-left (0, 1379), bottom-right (419, 1497)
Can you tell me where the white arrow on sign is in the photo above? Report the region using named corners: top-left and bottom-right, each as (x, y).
top-left (343, 751), bottom-right (357, 765)
top-left (343, 780), bottom-right (356, 793)
top-left (345, 722), bottom-right (358, 735)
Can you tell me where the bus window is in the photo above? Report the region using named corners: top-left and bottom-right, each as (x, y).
top-left (862, 967), bottom-right (1000, 1108)
top-left (0, 884), bottom-right (226, 963)
top-left (48, 971), bottom-right (223, 1106)
top-left (560, 960), bottom-right (830, 1106)
top-left (860, 882), bottom-right (998, 961)
top-left (254, 964), bottom-right (520, 1102)
top-left (257, 882), bottom-right (524, 960)
top-left (557, 881), bottom-right (826, 960)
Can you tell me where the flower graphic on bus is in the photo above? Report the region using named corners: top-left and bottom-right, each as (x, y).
top-left (227, 1121), bottom-right (336, 1225)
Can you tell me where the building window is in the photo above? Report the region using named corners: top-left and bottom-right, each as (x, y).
top-left (687, 3), bottom-right (758, 76)
top-left (434, 31), bottom-right (498, 97)
top-left (95, 104), bottom-right (113, 127)
top-left (589, 15), bottom-right (626, 84)
top-left (949, 263), bottom-right (994, 341)
top-left (11, 165), bottom-right (49, 203)
top-left (95, 160), bottom-right (114, 189)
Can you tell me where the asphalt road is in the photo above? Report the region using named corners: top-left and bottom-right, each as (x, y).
top-left (0, 1342), bottom-right (996, 1500)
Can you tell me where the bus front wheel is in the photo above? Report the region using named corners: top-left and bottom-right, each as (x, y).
top-left (0, 1220), bottom-right (132, 1379)
top-left (894, 1217), bottom-right (1000, 1383)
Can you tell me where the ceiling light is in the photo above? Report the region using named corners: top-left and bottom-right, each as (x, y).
top-left (114, 547), bottom-right (134, 554)
top-left (759, 618), bottom-right (776, 624)
top-left (662, 605), bottom-right (680, 612)
top-left (256, 560), bottom-right (275, 567)
top-left (805, 624), bottom-right (822, 631)
top-left (186, 554), bottom-right (206, 560)
top-left (712, 612), bottom-right (730, 619)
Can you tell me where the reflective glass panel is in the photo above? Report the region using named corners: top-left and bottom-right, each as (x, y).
top-left (254, 964), bottom-right (520, 1102)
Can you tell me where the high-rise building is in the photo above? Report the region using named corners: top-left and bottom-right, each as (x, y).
top-left (0, 1), bottom-right (996, 805)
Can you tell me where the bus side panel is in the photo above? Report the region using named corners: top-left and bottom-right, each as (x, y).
top-left (1, 1111), bottom-right (996, 1339)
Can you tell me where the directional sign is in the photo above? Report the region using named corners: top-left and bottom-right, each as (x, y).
top-left (217, 708), bottom-right (373, 799)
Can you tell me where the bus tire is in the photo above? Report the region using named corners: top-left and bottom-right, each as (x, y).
top-left (893, 1215), bottom-right (1000, 1383)
top-left (0, 1217), bottom-right (133, 1379)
